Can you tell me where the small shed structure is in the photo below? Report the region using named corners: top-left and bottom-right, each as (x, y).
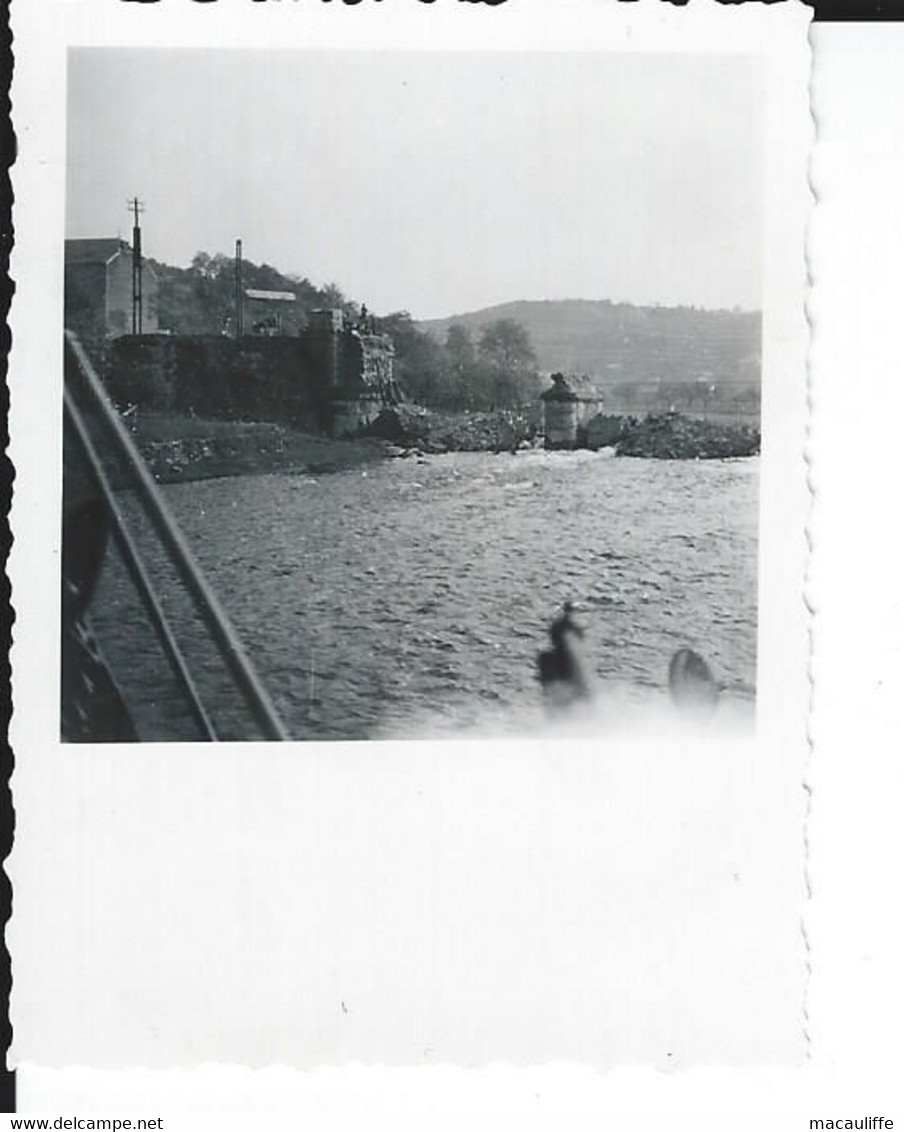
top-left (540, 372), bottom-right (604, 449)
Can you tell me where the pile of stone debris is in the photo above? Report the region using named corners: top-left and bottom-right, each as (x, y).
top-left (612, 412), bottom-right (760, 460)
top-left (368, 404), bottom-right (759, 460)
top-left (368, 404), bottom-right (537, 454)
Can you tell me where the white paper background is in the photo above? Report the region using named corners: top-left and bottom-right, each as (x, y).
top-left (7, 3), bottom-right (901, 1124)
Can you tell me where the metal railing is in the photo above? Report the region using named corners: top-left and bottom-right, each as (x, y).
top-left (64, 330), bottom-right (291, 741)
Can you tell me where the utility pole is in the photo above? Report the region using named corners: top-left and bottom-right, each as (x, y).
top-left (234, 239), bottom-right (244, 338)
top-left (127, 197), bottom-right (145, 335)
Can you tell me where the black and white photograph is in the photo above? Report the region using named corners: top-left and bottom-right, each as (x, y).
top-left (62, 47), bottom-right (766, 744)
top-left (9, 0), bottom-right (819, 1090)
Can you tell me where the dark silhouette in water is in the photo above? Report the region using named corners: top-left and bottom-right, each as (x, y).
top-left (537, 602), bottom-right (593, 708)
top-left (668, 648), bottom-right (720, 719)
top-left (538, 607), bottom-right (721, 721)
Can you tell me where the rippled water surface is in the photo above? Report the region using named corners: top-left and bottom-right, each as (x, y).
top-left (93, 450), bottom-right (758, 740)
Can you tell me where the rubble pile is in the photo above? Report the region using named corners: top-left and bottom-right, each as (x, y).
top-left (614, 412), bottom-right (760, 460)
top-left (368, 405), bottom-right (536, 454)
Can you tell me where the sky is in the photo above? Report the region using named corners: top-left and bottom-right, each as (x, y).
top-left (66, 49), bottom-right (764, 320)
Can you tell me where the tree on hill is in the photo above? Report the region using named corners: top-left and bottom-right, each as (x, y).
top-left (381, 311), bottom-right (448, 406)
top-left (478, 318), bottom-right (536, 372)
top-left (320, 282), bottom-right (360, 320)
top-left (444, 324), bottom-right (480, 408)
top-left (446, 324), bottom-right (476, 374)
top-left (190, 252), bottom-right (218, 280)
top-left (380, 314), bottom-right (542, 410)
top-left (476, 318), bottom-right (540, 406)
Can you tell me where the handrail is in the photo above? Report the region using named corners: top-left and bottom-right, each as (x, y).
top-left (64, 330), bottom-right (291, 741)
top-left (64, 389), bottom-right (219, 741)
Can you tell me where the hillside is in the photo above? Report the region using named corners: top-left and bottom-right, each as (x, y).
top-left (418, 299), bottom-right (762, 389)
top-left (147, 253), bottom-right (347, 338)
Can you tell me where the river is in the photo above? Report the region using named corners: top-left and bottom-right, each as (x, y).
top-left (91, 450), bottom-right (759, 741)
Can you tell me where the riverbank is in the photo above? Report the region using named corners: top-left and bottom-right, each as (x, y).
top-left (368, 405), bottom-right (759, 460)
top-left (129, 407), bottom-right (540, 485)
top-left (130, 411), bottom-right (394, 484)
top-left (128, 406), bottom-right (759, 485)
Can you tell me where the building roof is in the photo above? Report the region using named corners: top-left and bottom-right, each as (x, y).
top-left (245, 289), bottom-right (296, 302)
top-left (540, 373), bottom-right (579, 403)
top-left (65, 238), bottom-right (130, 265)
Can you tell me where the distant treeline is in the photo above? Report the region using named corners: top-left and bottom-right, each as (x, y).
top-left (376, 313), bottom-right (541, 410)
